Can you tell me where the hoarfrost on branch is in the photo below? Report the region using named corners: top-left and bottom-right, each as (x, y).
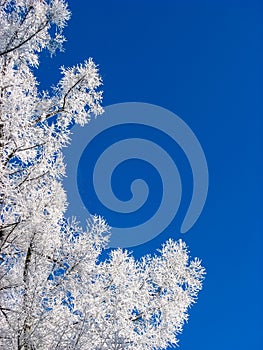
top-left (0, 1), bottom-right (205, 349)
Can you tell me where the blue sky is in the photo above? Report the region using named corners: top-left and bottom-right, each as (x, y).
top-left (36, 1), bottom-right (262, 349)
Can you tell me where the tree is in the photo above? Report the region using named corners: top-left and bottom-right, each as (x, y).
top-left (0, 1), bottom-right (205, 349)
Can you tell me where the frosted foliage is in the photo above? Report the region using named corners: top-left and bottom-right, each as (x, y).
top-left (0, 1), bottom-right (205, 349)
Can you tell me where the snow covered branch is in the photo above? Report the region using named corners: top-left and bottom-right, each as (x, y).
top-left (0, 1), bottom-right (205, 349)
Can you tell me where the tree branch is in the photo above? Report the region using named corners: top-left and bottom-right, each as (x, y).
top-left (0, 20), bottom-right (49, 57)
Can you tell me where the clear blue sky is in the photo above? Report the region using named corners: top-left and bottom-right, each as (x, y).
top-left (36, 1), bottom-right (262, 349)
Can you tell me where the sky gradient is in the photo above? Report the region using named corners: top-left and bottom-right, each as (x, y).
top-left (36, 1), bottom-right (262, 349)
